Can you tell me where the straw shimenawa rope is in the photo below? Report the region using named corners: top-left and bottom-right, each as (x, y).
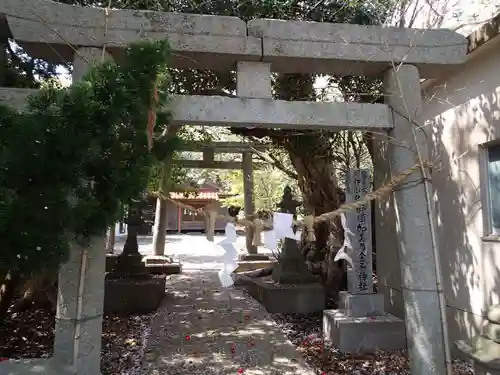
top-left (152, 161), bottom-right (431, 242)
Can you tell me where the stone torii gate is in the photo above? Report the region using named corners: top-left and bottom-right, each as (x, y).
top-left (172, 141), bottom-right (270, 256)
top-left (144, 141), bottom-right (269, 271)
top-left (0, 1), bottom-right (467, 374)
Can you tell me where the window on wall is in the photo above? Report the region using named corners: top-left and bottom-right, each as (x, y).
top-left (486, 144), bottom-right (500, 234)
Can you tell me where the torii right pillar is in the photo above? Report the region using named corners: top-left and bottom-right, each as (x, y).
top-left (382, 64), bottom-right (451, 375)
top-left (237, 61), bottom-right (271, 262)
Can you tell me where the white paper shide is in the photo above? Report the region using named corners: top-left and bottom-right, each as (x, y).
top-left (216, 223), bottom-right (239, 288)
top-left (214, 212), bottom-right (296, 287)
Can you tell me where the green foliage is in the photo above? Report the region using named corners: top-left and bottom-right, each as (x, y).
top-left (221, 167), bottom-right (298, 211)
top-left (0, 39), bottom-right (172, 275)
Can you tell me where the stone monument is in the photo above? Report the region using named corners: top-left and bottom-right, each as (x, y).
top-left (109, 204), bottom-right (149, 277)
top-left (271, 186), bottom-right (316, 284)
top-left (104, 202), bottom-right (166, 314)
top-left (242, 186), bottom-right (325, 313)
top-left (323, 169), bottom-right (406, 353)
top-left (345, 169), bottom-right (374, 295)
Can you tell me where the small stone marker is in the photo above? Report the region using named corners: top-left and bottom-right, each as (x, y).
top-left (346, 169), bottom-right (373, 294)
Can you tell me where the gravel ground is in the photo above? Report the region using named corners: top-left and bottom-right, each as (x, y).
top-left (0, 307), bottom-right (152, 375)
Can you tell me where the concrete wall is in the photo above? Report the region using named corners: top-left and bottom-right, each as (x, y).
top-left (376, 33), bottom-right (500, 349)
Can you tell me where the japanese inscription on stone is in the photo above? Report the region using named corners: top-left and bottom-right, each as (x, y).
top-left (346, 169), bottom-right (373, 294)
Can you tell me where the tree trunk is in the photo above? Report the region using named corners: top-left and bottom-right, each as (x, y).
top-left (285, 137), bottom-right (345, 301)
top-left (274, 73), bottom-right (345, 300)
top-left (0, 270), bottom-right (21, 325)
top-left (234, 73), bottom-right (347, 298)
top-left (275, 74), bottom-right (342, 246)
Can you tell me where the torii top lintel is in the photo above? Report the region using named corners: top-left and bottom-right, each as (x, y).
top-left (0, 0), bottom-right (467, 78)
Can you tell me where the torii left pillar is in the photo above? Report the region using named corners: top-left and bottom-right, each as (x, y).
top-left (51, 48), bottom-right (109, 375)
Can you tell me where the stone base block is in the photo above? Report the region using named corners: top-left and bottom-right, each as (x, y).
top-left (145, 263), bottom-right (182, 275)
top-left (235, 260), bottom-right (276, 273)
top-left (339, 291), bottom-right (385, 317)
top-left (323, 309), bottom-right (406, 353)
top-left (242, 275), bottom-right (325, 313)
top-left (104, 276), bottom-right (166, 314)
top-left (239, 254), bottom-right (271, 261)
top-left (0, 358), bottom-right (93, 375)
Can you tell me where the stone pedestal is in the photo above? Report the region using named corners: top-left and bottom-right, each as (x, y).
top-left (104, 276), bottom-right (166, 313)
top-left (240, 186), bottom-right (325, 314)
top-left (105, 214), bottom-right (166, 313)
top-left (259, 237), bottom-right (324, 313)
top-left (324, 309), bottom-right (406, 353)
top-left (323, 289), bottom-right (406, 353)
top-left (339, 290), bottom-right (385, 317)
top-left (240, 274), bottom-right (324, 314)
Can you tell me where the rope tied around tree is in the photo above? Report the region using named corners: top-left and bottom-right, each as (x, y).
top-left (152, 161), bottom-right (432, 242)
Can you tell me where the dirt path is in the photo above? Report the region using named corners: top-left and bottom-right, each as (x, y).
top-left (141, 271), bottom-right (315, 375)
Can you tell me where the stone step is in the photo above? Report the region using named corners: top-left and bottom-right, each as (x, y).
top-left (483, 322), bottom-right (500, 344)
top-left (323, 309), bottom-right (406, 353)
top-left (456, 336), bottom-right (500, 369)
top-left (145, 263), bottom-right (182, 275)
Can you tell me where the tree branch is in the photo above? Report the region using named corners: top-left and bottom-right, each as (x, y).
top-left (253, 150), bottom-right (298, 180)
